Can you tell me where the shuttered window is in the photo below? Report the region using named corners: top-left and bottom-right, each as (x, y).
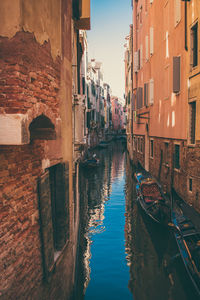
top-left (174, 144), bottom-right (180, 169)
top-left (189, 101), bottom-right (196, 144)
top-left (173, 56), bottom-right (180, 93)
top-left (144, 83), bottom-right (149, 107)
top-left (38, 171), bottom-right (55, 278)
top-left (190, 23), bottom-right (198, 68)
top-left (136, 87), bottom-right (143, 109)
top-left (150, 140), bottom-right (154, 158)
top-left (164, 142), bottom-right (169, 164)
top-left (38, 162), bottom-right (70, 278)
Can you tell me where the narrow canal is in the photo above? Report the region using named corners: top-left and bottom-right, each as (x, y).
top-left (73, 141), bottom-right (196, 300)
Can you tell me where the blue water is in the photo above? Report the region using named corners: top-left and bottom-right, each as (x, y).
top-left (76, 143), bottom-right (194, 300)
top-left (84, 163), bottom-right (133, 300)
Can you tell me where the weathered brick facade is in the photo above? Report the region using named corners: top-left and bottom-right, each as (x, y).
top-left (0, 0), bottom-right (83, 298)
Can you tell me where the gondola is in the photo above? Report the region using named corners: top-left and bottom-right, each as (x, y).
top-left (98, 141), bottom-right (109, 148)
top-left (80, 157), bottom-right (100, 168)
top-left (171, 212), bottom-right (200, 297)
top-left (135, 172), bottom-right (170, 225)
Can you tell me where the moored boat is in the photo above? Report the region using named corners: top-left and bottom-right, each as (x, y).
top-left (171, 212), bottom-right (200, 297)
top-left (98, 141), bottom-right (109, 148)
top-left (80, 157), bottom-right (100, 168)
top-left (135, 172), bottom-right (170, 225)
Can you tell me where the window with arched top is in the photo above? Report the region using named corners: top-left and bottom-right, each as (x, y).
top-left (29, 114), bottom-right (56, 141)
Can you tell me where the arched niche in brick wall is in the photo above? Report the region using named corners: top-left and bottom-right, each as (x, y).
top-left (29, 114), bottom-right (56, 141)
top-left (0, 103), bottom-right (60, 145)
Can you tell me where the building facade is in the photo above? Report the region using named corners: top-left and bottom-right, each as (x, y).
top-left (127, 0), bottom-right (200, 211)
top-left (111, 96), bottom-right (126, 134)
top-left (0, 0), bottom-right (90, 299)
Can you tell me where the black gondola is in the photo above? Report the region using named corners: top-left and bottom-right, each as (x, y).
top-left (135, 172), bottom-right (170, 225)
top-left (171, 212), bottom-right (200, 297)
top-left (80, 157), bottom-right (100, 168)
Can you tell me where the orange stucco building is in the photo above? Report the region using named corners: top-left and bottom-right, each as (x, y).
top-left (127, 0), bottom-right (200, 211)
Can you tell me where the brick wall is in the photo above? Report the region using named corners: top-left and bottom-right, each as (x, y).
top-left (0, 32), bottom-right (60, 117)
top-left (129, 136), bottom-right (200, 212)
top-left (0, 142), bottom-right (44, 299)
top-left (0, 31), bottom-right (76, 299)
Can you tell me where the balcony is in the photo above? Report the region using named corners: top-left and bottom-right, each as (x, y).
top-left (75, 0), bottom-right (91, 30)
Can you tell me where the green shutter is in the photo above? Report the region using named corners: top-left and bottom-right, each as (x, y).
top-left (54, 163), bottom-right (69, 250)
top-left (38, 171), bottom-right (54, 278)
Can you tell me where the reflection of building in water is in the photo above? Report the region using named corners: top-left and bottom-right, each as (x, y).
top-left (125, 158), bottom-right (191, 300)
top-left (111, 144), bottom-right (126, 180)
top-left (83, 235), bottom-right (92, 292)
top-left (80, 148), bottom-right (113, 295)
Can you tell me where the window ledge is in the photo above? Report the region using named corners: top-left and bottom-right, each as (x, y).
top-left (174, 168), bottom-right (181, 173)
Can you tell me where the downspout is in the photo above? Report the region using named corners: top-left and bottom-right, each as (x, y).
top-left (185, 1), bottom-right (188, 51)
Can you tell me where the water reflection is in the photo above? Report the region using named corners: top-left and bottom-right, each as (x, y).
top-left (75, 141), bottom-right (131, 300)
top-left (125, 158), bottom-right (196, 300)
top-left (74, 143), bottom-right (195, 300)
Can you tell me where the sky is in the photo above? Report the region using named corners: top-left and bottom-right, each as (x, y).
top-left (87, 0), bottom-right (132, 101)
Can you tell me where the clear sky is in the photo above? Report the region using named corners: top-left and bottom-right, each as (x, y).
top-left (87, 0), bottom-right (132, 100)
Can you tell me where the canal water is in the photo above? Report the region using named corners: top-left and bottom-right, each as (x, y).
top-left (73, 141), bottom-right (196, 300)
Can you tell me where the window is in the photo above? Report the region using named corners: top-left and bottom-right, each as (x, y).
top-left (150, 139), bottom-right (154, 158)
top-left (173, 56), bottom-right (180, 94)
top-left (189, 101), bottom-right (196, 144)
top-left (189, 178), bottom-right (193, 192)
top-left (38, 163), bottom-right (69, 278)
top-left (174, 144), bottom-right (180, 169)
top-left (164, 142), bottom-right (169, 164)
top-left (144, 83), bottom-right (149, 106)
top-left (138, 137), bottom-right (140, 152)
top-left (140, 137), bottom-right (143, 153)
top-left (191, 23), bottom-right (198, 68)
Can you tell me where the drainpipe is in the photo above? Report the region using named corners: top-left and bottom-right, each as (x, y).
top-left (185, 1), bottom-right (188, 51)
